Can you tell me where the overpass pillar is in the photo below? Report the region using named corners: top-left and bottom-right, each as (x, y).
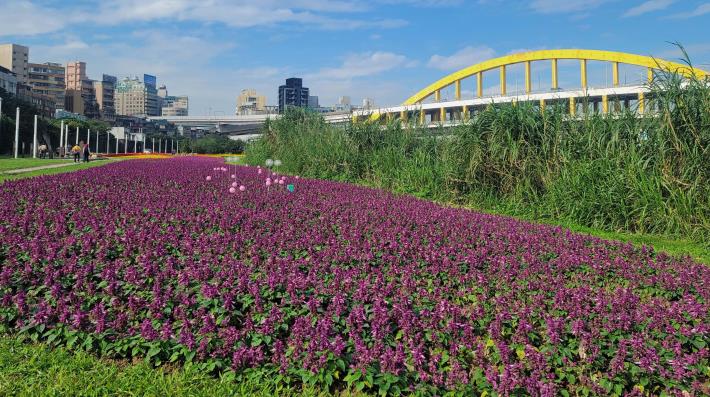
top-left (638, 92), bottom-right (645, 114)
top-left (612, 62), bottom-right (619, 87)
top-left (462, 105), bottom-right (468, 121)
top-left (602, 95), bottom-right (609, 114)
top-left (455, 80), bottom-right (461, 100)
top-left (569, 97), bottom-right (576, 116)
top-left (539, 99), bottom-right (545, 113)
top-left (400, 110), bottom-right (407, 122)
top-left (440, 107), bottom-right (446, 123)
top-left (435, 90), bottom-right (441, 102)
top-left (419, 109), bottom-right (425, 125)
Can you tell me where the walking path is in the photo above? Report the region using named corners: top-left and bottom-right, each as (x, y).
top-left (3, 162), bottom-right (83, 175)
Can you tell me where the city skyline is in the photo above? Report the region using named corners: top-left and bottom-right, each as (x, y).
top-left (1, 0), bottom-right (709, 116)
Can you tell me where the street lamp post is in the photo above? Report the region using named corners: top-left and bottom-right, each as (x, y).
top-left (75, 126), bottom-right (79, 145)
top-left (59, 120), bottom-right (64, 157)
top-left (14, 107), bottom-right (20, 159)
top-left (32, 114), bottom-right (38, 158)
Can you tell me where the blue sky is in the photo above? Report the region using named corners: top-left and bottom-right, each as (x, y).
top-left (1, 0), bottom-right (709, 115)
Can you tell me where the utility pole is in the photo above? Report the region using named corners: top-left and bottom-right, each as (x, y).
top-left (14, 107), bottom-right (19, 159)
top-left (32, 115), bottom-right (38, 158)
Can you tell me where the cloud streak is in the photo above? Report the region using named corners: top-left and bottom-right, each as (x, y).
top-left (623, 0), bottom-right (675, 17)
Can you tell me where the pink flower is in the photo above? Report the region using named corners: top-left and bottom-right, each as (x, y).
top-left (231, 174), bottom-right (236, 179)
top-left (239, 185), bottom-right (246, 191)
top-left (206, 176), bottom-right (212, 181)
top-left (232, 182), bottom-right (238, 187)
top-left (229, 187), bottom-right (236, 193)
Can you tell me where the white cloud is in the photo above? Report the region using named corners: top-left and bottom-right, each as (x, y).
top-left (0, 1), bottom-right (68, 36)
top-left (669, 2), bottom-right (710, 18)
top-left (310, 51), bottom-right (415, 80)
top-left (92, 0), bottom-right (406, 30)
top-left (427, 46), bottom-right (496, 71)
top-left (0, 0), bottom-right (407, 37)
top-left (529, 0), bottom-right (612, 14)
top-left (623, 0), bottom-right (675, 17)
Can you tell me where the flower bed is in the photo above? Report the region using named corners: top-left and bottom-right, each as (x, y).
top-left (0, 157), bottom-right (707, 396)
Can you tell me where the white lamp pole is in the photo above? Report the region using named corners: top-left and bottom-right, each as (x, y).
top-left (95, 129), bottom-right (99, 153)
top-left (87, 128), bottom-right (91, 149)
top-left (32, 114), bottom-right (38, 158)
top-left (106, 130), bottom-right (110, 154)
top-left (75, 126), bottom-right (79, 145)
top-left (14, 107), bottom-right (20, 159)
top-left (115, 135), bottom-right (119, 154)
top-left (59, 120), bottom-right (64, 156)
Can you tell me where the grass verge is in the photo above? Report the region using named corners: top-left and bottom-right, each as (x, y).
top-left (0, 337), bottom-right (351, 397)
top-left (0, 157), bottom-right (76, 172)
top-left (0, 159), bottom-right (115, 183)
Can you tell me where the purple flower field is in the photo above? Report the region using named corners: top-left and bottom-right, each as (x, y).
top-left (0, 157), bottom-right (708, 396)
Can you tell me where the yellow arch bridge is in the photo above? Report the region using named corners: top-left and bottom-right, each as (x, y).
top-left (354, 49), bottom-right (708, 124)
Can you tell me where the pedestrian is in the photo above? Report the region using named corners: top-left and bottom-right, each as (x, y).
top-left (38, 144), bottom-right (47, 159)
top-left (72, 143), bottom-right (81, 163)
top-left (82, 141), bottom-right (91, 163)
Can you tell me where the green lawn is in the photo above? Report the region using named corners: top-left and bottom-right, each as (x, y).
top-left (0, 159), bottom-right (115, 183)
top-left (0, 157), bottom-right (75, 172)
top-left (0, 337), bottom-right (353, 397)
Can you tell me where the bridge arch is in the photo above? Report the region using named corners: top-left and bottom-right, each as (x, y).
top-left (404, 49), bottom-right (707, 105)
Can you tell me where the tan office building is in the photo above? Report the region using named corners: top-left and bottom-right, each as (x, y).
top-left (115, 77), bottom-right (159, 117)
top-left (0, 43), bottom-right (29, 84)
top-left (236, 89), bottom-right (267, 115)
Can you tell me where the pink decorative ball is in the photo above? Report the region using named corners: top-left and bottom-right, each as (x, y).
top-left (229, 187), bottom-right (236, 193)
top-left (258, 169), bottom-right (262, 174)
top-left (239, 185), bottom-right (246, 191)
top-left (206, 176), bottom-right (212, 181)
top-left (295, 175), bottom-right (300, 179)
top-left (278, 179), bottom-right (284, 185)
top-left (231, 174), bottom-right (236, 179)
top-left (232, 182), bottom-right (238, 187)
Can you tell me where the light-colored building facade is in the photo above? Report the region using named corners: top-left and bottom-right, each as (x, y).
top-left (0, 44), bottom-right (29, 84)
top-left (236, 89), bottom-right (267, 115)
top-left (115, 77), bottom-right (159, 117)
top-left (161, 95), bottom-right (189, 116)
top-left (0, 65), bottom-right (17, 94)
top-left (28, 62), bottom-right (65, 111)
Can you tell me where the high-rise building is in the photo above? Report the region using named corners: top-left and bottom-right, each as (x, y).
top-left (339, 96), bottom-right (351, 106)
top-left (278, 78), bottom-right (309, 113)
top-left (65, 61), bottom-right (99, 118)
top-left (362, 97), bottom-right (375, 109)
top-left (236, 89), bottom-right (267, 115)
top-left (93, 74), bottom-right (116, 121)
top-left (308, 95), bottom-right (319, 108)
top-left (0, 65), bottom-right (18, 94)
top-left (28, 62), bottom-right (65, 111)
top-left (115, 76), bottom-right (159, 117)
top-left (0, 44), bottom-right (29, 84)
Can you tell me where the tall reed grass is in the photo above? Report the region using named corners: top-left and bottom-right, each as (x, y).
top-left (246, 59), bottom-right (709, 246)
